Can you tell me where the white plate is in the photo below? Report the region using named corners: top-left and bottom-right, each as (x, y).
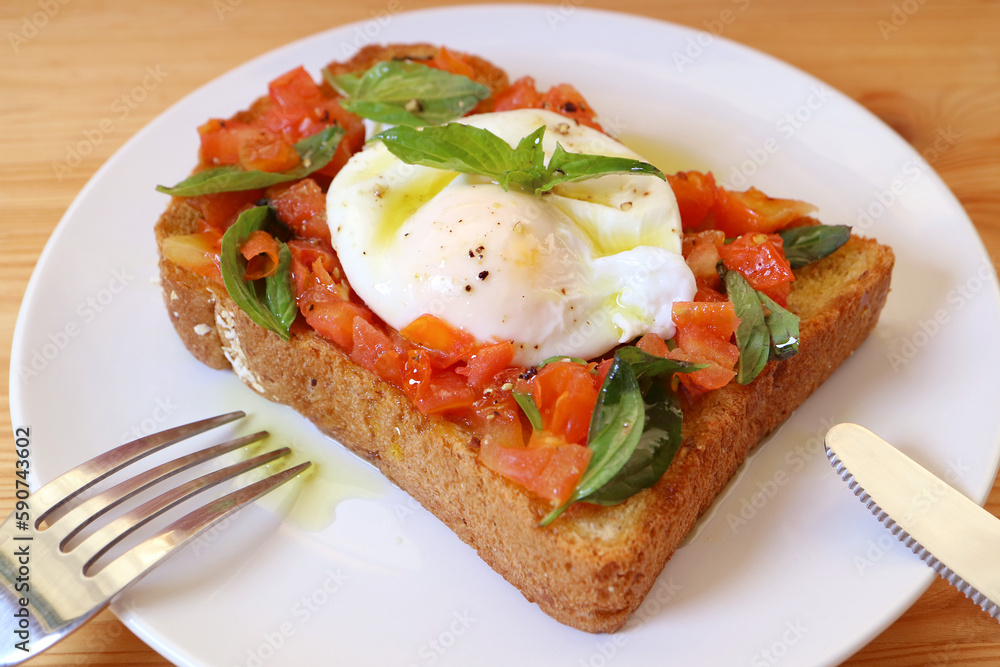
top-left (12, 5), bottom-right (1000, 666)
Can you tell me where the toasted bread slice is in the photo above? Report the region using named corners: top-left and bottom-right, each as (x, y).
top-left (155, 191), bottom-right (893, 632)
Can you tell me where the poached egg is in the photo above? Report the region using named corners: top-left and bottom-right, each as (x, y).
top-left (327, 108), bottom-right (695, 366)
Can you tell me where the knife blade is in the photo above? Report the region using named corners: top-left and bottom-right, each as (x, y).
top-left (825, 423), bottom-right (1000, 621)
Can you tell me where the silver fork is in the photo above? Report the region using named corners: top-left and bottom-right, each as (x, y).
top-left (0, 411), bottom-right (310, 665)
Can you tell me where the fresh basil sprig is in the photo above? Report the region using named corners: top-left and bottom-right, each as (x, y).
top-left (538, 349), bottom-right (700, 526)
top-left (373, 123), bottom-right (664, 196)
top-left (777, 224), bottom-right (851, 268)
top-left (324, 60), bottom-right (491, 127)
top-left (725, 270), bottom-right (770, 385)
top-left (157, 126), bottom-right (344, 197)
top-left (220, 206), bottom-right (296, 340)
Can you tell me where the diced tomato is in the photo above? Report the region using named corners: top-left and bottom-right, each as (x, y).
top-left (241, 230), bottom-right (280, 280)
top-left (479, 429), bottom-right (591, 504)
top-left (269, 179), bottom-right (330, 243)
top-left (668, 171), bottom-right (717, 231)
top-left (189, 188), bottom-right (263, 231)
top-left (456, 341), bottom-right (515, 389)
top-left (425, 46), bottom-right (476, 80)
top-left (712, 186), bottom-right (818, 236)
top-left (494, 76), bottom-right (602, 131)
top-left (682, 230), bottom-right (725, 291)
top-left (530, 361), bottom-right (599, 445)
top-left (671, 302), bottom-right (741, 340)
top-left (593, 358), bottom-right (614, 388)
top-left (160, 231), bottom-right (223, 284)
top-left (636, 332), bottom-right (671, 357)
top-left (302, 299), bottom-right (370, 349)
top-left (198, 118), bottom-right (260, 166)
top-left (237, 129), bottom-right (300, 172)
top-left (351, 316), bottom-right (403, 386)
top-left (719, 233), bottom-right (795, 306)
top-left (493, 76), bottom-right (544, 112)
top-left (400, 314), bottom-right (477, 369)
top-left (411, 369), bottom-right (479, 415)
top-left (667, 300), bottom-right (741, 392)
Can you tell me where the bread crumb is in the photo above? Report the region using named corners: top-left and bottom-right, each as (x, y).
top-left (215, 308), bottom-right (266, 394)
top-left (193, 323), bottom-right (211, 336)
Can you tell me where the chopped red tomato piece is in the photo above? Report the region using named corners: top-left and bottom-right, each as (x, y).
top-left (494, 76), bottom-right (602, 131)
top-left (682, 230), bottom-right (725, 292)
top-left (636, 332), bottom-right (671, 357)
top-left (241, 230), bottom-right (280, 280)
top-left (456, 341), bottom-right (515, 389)
top-left (400, 314), bottom-right (477, 369)
top-left (479, 429), bottom-right (591, 504)
top-left (667, 301), bottom-right (740, 392)
top-left (269, 178), bottom-right (329, 243)
top-left (719, 233), bottom-right (795, 306)
top-left (301, 300), bottom-right (369, 349)
top-left (237, 129), bottom-right (300, 172)
top-left (160, 231), bottom-right (223, 284)
top-left (529, 361), bottom-right (599, 445)
top-left (351, 316), bottom-right (403, 387)
top-left (425, 46), bottom-right (476, 80)
top-left (189, 188), bottom-right (263, 231)
top-left (668, 171), bottom-right (717, 231)
top-left (712, 186), bottom-right (817, 236)
top-left (671, 302), bottom-right (741, 340)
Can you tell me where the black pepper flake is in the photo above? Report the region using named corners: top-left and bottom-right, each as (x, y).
top-left (478, 270), bottom-right (489, 280)
top-left (464, 284), bottom-right (472, 292)
top-left (468, 249), bottom-right (475, 258)
top-left (562, 101), bottom-right (578, 113)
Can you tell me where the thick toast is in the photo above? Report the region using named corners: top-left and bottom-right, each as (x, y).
top-left (155, 193), bottom-right (893, 632)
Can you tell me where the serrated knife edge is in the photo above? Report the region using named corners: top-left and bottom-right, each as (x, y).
top-left (825, 423), bottom-right (1000, 622)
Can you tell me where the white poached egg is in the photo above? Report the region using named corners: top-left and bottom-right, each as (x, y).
top-left (326, 108), bottom-right (695, 366)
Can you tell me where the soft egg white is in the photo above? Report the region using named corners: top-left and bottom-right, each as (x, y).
top-left (326, 108), bottom-right (695, 366)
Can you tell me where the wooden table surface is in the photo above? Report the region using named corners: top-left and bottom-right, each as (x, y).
top-left (1, 0), bottom-right (998, 664)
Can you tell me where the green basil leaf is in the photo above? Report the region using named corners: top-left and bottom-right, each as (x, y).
top-left (613, 346), bottom-right (704, 379)
top-left (777, 224), bottom-right (851, 268)
top-left (373, 123), bottom-right (516, 183)
top-left (536, 354), bottom-right (591, 369)
top-left (725, 270), bottom-right (770, 384)
top-left (157, 126), bottom-right (344, 197)
top-left (373, 123), bottom-right (665, 196)
top-left (326, 60), bottom-right (490, 126)
top-left (220, 206), bottom-right (294, 341)
top-left (513, 390), bottom-right (543, 432)
top-left (539, 353), bottom-right (644, 526)
top-left (758, 292), bottom-right (800, 360)
top-left (538, 142), bottom-right (665, 194)
top-left (583, 382), bottom-right (683, 505)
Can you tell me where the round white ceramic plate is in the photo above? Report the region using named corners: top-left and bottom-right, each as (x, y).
top-left (12, 5), bottom-right (1000, 666)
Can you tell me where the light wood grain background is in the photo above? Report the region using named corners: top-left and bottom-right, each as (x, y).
top-left (1, 0), bottom-right (998, 664)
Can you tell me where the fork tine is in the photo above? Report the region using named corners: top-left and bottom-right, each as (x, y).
top-left (34, 411), bottom-right (246, 525)
top-left (48, 431), bottom-right (269, 542)
top-left (91, 461), bottom-right (311, 595)
top-left (73, 447), bottom-right (291, 573)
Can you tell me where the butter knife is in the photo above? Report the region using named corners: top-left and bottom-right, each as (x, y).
top-left (825, 423), bottom-right (1000, 621)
